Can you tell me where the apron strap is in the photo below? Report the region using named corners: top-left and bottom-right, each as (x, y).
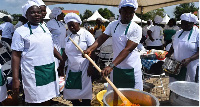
top-left (125, 22), bottom-right (131, 35)
top-left (28, 22), bottom-right (46, 35)
top-left (178, 27), bottom-right (193, 41)
top-left (55, 19), bottom-right (64, 27)
top-left (114, 23), bottom-right (119, 33)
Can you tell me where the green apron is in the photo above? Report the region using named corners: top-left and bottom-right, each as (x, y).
top-left (34, 62), bottom-right (56, 86)
top-left (0, 69), bottom-right (5, 86)
top-left (169, 67), bottom-right (187, 81)
top-left (113, 67), bottom-right (135, 88)
top-left (65, 70), bottom-right (82, 89)
top-left (164, 29), bottom-right (176, 41)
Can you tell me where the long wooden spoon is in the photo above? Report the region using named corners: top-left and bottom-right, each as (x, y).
top-left (69, 37), bottom-right (133, 106)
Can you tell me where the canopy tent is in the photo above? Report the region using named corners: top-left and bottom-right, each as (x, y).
top-left (161, 14), bottom-right (170, 24)
top-left (0, 12), bottom-right (13, 20)
top-left (86, 10), bottom-right (109, 22)
top-left (133, 14), bottom-right (147, 23)
top-left (43, 0), bottom-right (199, 14)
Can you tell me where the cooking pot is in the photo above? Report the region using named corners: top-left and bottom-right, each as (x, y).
top-left (103, 88), bottom-right (159, 106)
top-left (169, 81), bottom-right (199, 106)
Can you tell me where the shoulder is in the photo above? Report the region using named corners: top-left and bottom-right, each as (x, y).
top-left (14, 24), bottom-right (30, 37)
top-left (46, 19), bottom-right (56, 25)
top-left (81, 28), bottom-right (93, 36)
top-left (108, 20), bottom-right (120, 26)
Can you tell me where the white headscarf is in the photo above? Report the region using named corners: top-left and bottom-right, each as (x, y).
top-left (180, 13), bottom-right (198, 24)
top-left (22, 0), bottom-right (39, 18)
top-left (64, 13), bottom-right (82, 25)
top-left (51, 7), bottom-right (62, 19)
top-left (31, 0), bottom-right (46, 6)
top-left (154, 15), bottom-right (163, 24)
top-left (118, 0), bottom-right (138, 11)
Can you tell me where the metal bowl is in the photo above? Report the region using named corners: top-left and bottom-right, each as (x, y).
top-left (103, 88), bottom-right (159, 106)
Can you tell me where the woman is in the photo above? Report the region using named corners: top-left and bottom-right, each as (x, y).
top-left (0, 65), bottom-right (7, 105)
top-left (11, 1), bottom-right (62, 105)
top-left (59, 13), bottom-right (95, 106)
top-left (167, 13), bottom-right (199, 83)
top-left (93, 18), bottom-right (105, 39)
top-left (47, 7), bottom-right (66, 71)
top-left (146, 15), bottom-right (164, 50)
top-left (84, 0), bottom-right (143, 91)
top-left (32, 0), bottom-right (47, 24)
top-left (0, 16), bottom-right (14, 46)
top-left (163, 18), bottom-right (179, 46)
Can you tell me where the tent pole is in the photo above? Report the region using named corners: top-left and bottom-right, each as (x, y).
top-left (140, 6), bottom-right (143, 27)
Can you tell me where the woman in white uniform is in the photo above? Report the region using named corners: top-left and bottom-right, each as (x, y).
top-left (167, 13), bottom-right (199, 83)
top-left (0, 64), bottom-right (7, 105)
top-left (11, 1), bottom-right (62, 105)
top-left (146, 15), bottom-right (164, 50)
top-left (59, 13), bottom-right (95, 106)
top-left (84, 0), bottom-right (143, 91)
top-left (47, 7), bottom-right (66, 73)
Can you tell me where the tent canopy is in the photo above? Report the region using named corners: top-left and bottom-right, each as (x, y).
top-left (0, 12), bottom-right (13, 20)
top-left (161, 14), bottom-right (170, 24)
top-left (86, 10), bottom-right (109, 22)
top-left (43, 0), bottom-right (198, 14)
top-left (133, 14), bottom-right (147, 23)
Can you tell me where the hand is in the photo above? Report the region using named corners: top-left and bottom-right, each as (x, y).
top-left (58, 63), bottom-right (65, 76)
top-left (181, 58), bottom-right (191, 66)
top-left (150, 38), bottom-right (154, 42)
top-left (101, 66), bottom-right (113, 77)
top-left (12, 79), bottom-right (20, 94)
top-left (87, 66), bottom-right (94, 77)
top-left (83, 49), bottom-right (92, 58)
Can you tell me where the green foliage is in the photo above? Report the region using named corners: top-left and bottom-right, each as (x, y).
top-left (98, 8), bottom-right (115, 19)
top-left (136, 8), bottom-right (165, 21)
top-left (174, 3), bottom-right (199, 20)
top-left (0, 10), bottom-right (10, 15)
top-left (12, 14), bottom-right (22, 21)
top-left (81, 9), bottom-right (93, 20)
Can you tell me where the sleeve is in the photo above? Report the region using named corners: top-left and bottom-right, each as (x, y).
top-left (10, 24), bottom-right (14, 33)
top-left (196, 31), bottom-right (199, 47)
top-left (11, 31), bottom-right (24, 51)
top-left (127, 26), bottom-right (142, 44)
top-left (149, 26), bottom-right (155, 32)
top-left (103, 22), bottom-right (113, 36)
top-left (86, 31), bottom-right (95, 46)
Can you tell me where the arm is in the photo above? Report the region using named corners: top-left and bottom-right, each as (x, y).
top-left (54, 47), bottom-right (63, 61)
top-left (12, 50), bottom-right (22, 94)
top-left (166, 44), bottom-right (174, 58)
top-left (182, 48), bottom-right (199, 66)
top-left (58, 51), bottom-right (67, 76)
top-left (101, 40), bottom-right (138, 76)
top-left (147, 30), bottom-right (154, 41)
top-left (0, 30), bottom-right (2, 36)
top-left (87, 47), bottom-right (95, 76)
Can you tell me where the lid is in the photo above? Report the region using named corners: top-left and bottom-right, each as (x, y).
top-left (169, 81), bottom-right (199, 101)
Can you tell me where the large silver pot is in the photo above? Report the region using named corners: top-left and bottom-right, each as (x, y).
top-left (169, 81), bottom-right (199, 106)
top-left (103, 88), bottom-right (159, 106)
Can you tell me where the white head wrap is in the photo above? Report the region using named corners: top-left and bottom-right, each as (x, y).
top-left (49, 13), bottom-right (55, 19)
top-left (22, 0), bottom-right (39, 18)
top-left (64, 13), bottom-right (82, 25)
top-left (118, 0), bottom-right (138, 11)
top-left (180, 13), bottom-right (198, 24)
top-left (51, 7), bottom-right (62, 19)
top-left (154, 15), bottom-right (163, 24)
top-left (31, 0), bottom-right (45, 6)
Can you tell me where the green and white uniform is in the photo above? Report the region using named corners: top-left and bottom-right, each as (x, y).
top-left (0, 64), bottom-right (7, 102)
top-left (11, 23), bottom-right (59, 103)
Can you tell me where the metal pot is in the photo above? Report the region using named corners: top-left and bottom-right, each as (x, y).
top-left (169, 81), bottom-right (199, 106)
top-left (103, 88), bottom-right (159, 106)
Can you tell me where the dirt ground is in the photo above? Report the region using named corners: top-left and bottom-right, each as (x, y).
top-left (50, 76), bottom-right (172, 106)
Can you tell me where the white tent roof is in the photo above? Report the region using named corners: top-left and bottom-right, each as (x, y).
top-left (87, 10), bottom-right (109, 22)
top-left (44, 0), bottom-right (198, 14)
top-left (0, 12), bottom-right (13, 20)
top-left (133, 14), bottom-right (147, 23)
top-left (161, 14), bottom-right (170, 24)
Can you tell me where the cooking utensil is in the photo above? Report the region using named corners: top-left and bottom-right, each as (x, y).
top-left (69, 37), bottom-right (133, 106)
top-left (169, 81), bottom-right (199, 106)
top-left (103, 88), bottom-right (159, 106)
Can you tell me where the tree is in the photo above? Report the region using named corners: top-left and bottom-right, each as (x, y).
top-left (136, 8), bottom-right (165, 21)
top-left (98, 8), bottom-right (115, 19)
top-left (174, 3), bottom-right (198, 20)
top-left (12, 14), bottom-right (22, 21)
top-left (80, 9), bottom-right (93, 21)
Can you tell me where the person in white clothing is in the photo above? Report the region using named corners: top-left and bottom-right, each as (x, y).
top-left (14, 16), bottom-right (28, 30)
top-left (163, 18), bottom-right (179, 47)
top-left (11, 1), bottom-right (62, 105)
top-left (32, 0), bottom-right (47, 24)
top-left (59, 13), bottom-right (95, 106)
top-left (84, 0), bottom-right (143, 91)
top-left (0, 16), bottom-right (14, 46)
top-left (141, 20), bottom-right (153, 43)
top-left (146, 15), bottom-right (164, 50)
top-left (0, 64), bottom-right (7, 105)
top-left (167, 13), bottom-right (199, 83)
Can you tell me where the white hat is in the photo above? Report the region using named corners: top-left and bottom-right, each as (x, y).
top-left (180, 13), bottom-right (198, 24)
top-left (154, 15), bottom-right (163, 24)
top-left (51, 7), bottom-right (62, 19)
top-left (118, 0), bottom-right (138, 11)
top-left (22, 0), bottom-right (39, 18)
top-left (49, 13), bottom-right (55, 19)
top-left (31, 0), bottom-right (46, 6)
top-left (64, 13), bottom-right (82, 25)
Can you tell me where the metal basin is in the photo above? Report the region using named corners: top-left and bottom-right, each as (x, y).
top-left (103, 88), bottom-right (159, 106)
top-left (169, 81), bottom-right (199, 106)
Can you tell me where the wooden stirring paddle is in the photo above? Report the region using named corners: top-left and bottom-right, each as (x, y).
top-left (68, 37), bottom-right (133, 106)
